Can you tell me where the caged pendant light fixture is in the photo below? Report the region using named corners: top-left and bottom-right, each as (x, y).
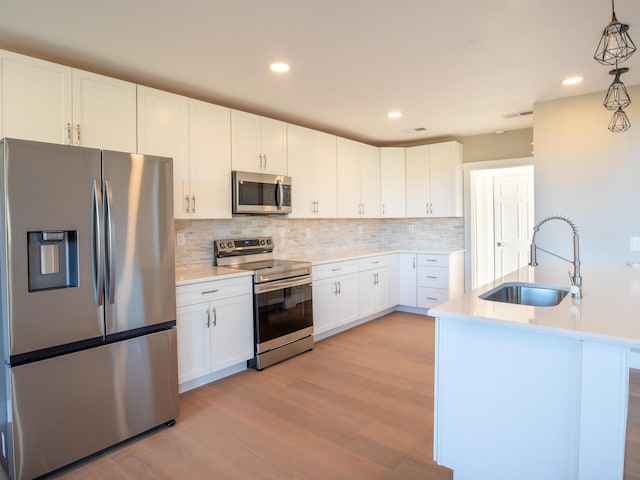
top-left (608, 106), bottom-right (631, 132)
top-left (594, 0), bottom-right (635, 132)
top-left (594, 0), bottom-right (636, 66)
top-left (603, 66), bottom-right (631, 110)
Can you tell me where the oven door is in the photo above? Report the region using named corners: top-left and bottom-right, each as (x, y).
top-left (254, 276), bottom-right (313, 350)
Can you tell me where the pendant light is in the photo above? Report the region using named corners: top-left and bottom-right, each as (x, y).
top-left (603, 66), bottom-right (631, 110)
top-left (594, 0), bottom-right (636, 66)
top-left (608, 106), bottom-right (631, 132)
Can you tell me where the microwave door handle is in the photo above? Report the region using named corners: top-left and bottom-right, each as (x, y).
top-left (276, 179), bottom-right (283, 210)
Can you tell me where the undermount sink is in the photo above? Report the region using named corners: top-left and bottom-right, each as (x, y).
top-left (479, 282), bottom-right (569, 307)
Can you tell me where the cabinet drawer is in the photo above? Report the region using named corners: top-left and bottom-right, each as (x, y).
top-left (357, 255), bottom-right (388, 271)
top-left (417, 287), bottom-right (449, 309)
top-left (418, 254), bottom-right (449, 268)
top-left (313, 260), bottom-right (358, 281)
top-left (177, 276), bottom-right (252, 307)
top-left (417, 266), bottom-right (449, 288)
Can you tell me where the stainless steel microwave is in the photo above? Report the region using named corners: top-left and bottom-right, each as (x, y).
top-left (232, 171), bottom-right (292, 215)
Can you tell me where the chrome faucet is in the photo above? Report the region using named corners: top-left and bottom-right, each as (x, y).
top-left (529, 215), bottom-right (582, 299)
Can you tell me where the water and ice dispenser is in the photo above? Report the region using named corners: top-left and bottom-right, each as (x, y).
top-left (27, 230), bottom-right (78, 291)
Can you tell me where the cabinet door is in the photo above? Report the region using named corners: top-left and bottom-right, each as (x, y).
top-left (176, 302), bottom-right (212, 384)
top-left (287, 124), bottom-right (315, 218)
top-left (210, 294), bottom-right (254, 371)
top-left (429, 141), bottom-right (463, 217)
top-left (137, 86), bottom-right (190, 218)
top-left (72, 69), bottom-right (137, 152)
top-left (388, 253), bottom-right (399, 307)
top-left (231, 110), bottom-right (262, 172)
top-left (313, 131), bottom-right (338, 218)
top-left (373, 267), bottom-right (390, 312)
top-left (336, 138), bottom-right (360, 218)
top-left (380, 147), bottom-right (406, 217)
top-left (398, 253), bottom-right (417, 307)
top-left (189, 100), bottom-right (232, 219)
top-left (359, 143), bottom-right (381, 218)
top-left (260, 117), bottom-right (287, 174)
top-left (0, 50), bottom-right (71, 144)
top-left (358, 268), bottom-right (388, 317)
top-left (336, 274), bottom-right (359, 326)
top-left (312, 278), bottom-right (340, 335)
top-left (405, 145), bottom-right (430, 217)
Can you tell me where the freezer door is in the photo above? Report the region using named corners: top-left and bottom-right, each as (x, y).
top-left (1, 139), bottom-right (105, 357)
top-left (102, 151), bottom-right (176, 335)
top-left (8, 328), bottom-right (179, 480)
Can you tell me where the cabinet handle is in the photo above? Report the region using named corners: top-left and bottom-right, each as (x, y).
top-left (334, 281), bottom-right (339, 295)
top-left (263, 153), bottom-right (267, 168)
top-left (76, 124), bottom-right (81, 145)
top-left (374, 273), bottom-right (378, 285)
top-left (382, 203), bottom-right (385, 215)
top-left (184, 195), bottom-right (190, 214)
top-left (427, 275), bottom-right (438, 279)
top-left (427, 297), bottom-right (438, 301)
top-left (206, 309), bottom-right (211, 328)
top-left (66, 123), bottom-right (72, 145)
top-left (201, 289), bottom-right (219, 295)
top-left (191, 195), bottom-right (196, 213)
top-left (331, 268), bottom-right (342, 272)
top-left (412, 257), bottom-right (416, 269)
top-left (212, 307), bottom-right (217, 326)
top-left (429, 202), bottom-right (433, 215)
top-left (338, 281), bottom-right (342, 294)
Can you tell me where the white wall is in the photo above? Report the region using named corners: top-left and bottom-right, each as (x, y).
top-left (533, 85), bottom-right (640, 265)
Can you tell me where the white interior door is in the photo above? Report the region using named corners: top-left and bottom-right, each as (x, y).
top-left (493, 174), bottom-right (534, 278)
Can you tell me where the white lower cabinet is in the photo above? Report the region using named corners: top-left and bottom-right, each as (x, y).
top-left (176, 275), bottom-right (253, 391)
top-left (312, 260), bottom-right (358, 338)
top-left (357, 255), bottom-right (390, 318)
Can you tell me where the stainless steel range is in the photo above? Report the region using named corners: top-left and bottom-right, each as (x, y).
top-left (214, 237), bottom-right (313, 370)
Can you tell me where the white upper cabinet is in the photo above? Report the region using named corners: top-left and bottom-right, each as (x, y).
top-left (428, 141), bottom-right (463, 217)
top-left (72, 69), bottom-right (137, 151)
top-left (0, 50), bottom-right (136, 151)
top-left (188, 100), bottom-right (232, 219)
top-left (231, 110), bottom-right (287, 174)
top-left (380, 147), bottom-right (406, 217)
top-left (287, 124), bottom-right (337, 218)
top-left (337, 138), bottom-right (381, 218)
top-left (138, 86), bottom-right (231, 219)
top-left (406, 141), bottom-right (463, 217)
top-left (359, 143), bottom-right (381, 218)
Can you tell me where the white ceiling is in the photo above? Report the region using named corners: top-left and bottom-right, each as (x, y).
top-left (1, 0), bottom-right (638, 145)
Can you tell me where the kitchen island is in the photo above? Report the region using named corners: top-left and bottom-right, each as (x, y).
top-left (429, 263), bottom-right (640, 480)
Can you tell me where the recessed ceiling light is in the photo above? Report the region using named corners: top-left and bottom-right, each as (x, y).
top-left (562, 76), bottom-right (583, 86)
top-left (270, 63), bottom-right (290, 73)
top-left (387, 111), bottom-right (402, 119)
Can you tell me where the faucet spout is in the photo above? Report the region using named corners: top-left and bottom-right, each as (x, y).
top-left (528, 215), bottom-right (582, 299)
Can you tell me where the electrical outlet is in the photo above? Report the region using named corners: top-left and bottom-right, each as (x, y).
top-left (358, 225), bottom-right (363, 234)
top-left (305, 228), bottom-right (311, 238)
top-left (176, 233), bottom-right (185, 247)
top-left (631, 236), bottom-right (640, 251)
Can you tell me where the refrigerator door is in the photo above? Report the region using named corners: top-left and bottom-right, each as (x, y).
top-left (1, 139), bottom-right (104, 357)
top-left (102, 151), bottom-right (176, 335)
top-left (8, 328), bottom-right (179, 480)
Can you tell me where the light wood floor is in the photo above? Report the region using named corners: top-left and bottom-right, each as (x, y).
top-left (53, 312), bottom-right (453, 479)
top-left (28, 313), bottom-right (640, 479)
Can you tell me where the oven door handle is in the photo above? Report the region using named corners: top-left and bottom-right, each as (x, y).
top-left (254, 276), bottom-right (312, 294)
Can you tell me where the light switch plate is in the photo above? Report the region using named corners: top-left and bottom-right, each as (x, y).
top-left (631, 236), bottom-right (640, 251)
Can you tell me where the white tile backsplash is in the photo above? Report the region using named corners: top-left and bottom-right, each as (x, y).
top-left (175, 217), bottom-right (463, 269)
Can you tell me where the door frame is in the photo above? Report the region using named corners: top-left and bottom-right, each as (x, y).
top-left (463, 158), bottom-right (534, 291)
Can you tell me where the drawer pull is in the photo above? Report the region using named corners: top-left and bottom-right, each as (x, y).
top-left (201, 289), bottom-right (219, 294)
top-left (331, 268), bottom-right (342, 272)
top-left (427, 297), bottom-right (438, 301)
top-left (427, 276), bottom-right (438, 279)
top-left (426, 259), bottom-right (438, 262)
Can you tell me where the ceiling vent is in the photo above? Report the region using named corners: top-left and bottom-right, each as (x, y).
top-left (503, 111), bottom-right (533, 119)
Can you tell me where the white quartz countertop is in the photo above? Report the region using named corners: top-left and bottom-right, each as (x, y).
top-left (175, 248), bottom-right (464, 284)
top-left (429, 263), bottom-right (640, 348)
top-left (279, 248), bottom-right (464, 265)
top-left (175, 266), bottom-right (253, 286)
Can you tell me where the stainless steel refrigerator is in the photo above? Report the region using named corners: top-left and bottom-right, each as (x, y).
top-left (0, 138), bottom-right (179, 479)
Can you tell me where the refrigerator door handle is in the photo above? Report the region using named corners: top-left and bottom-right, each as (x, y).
top-left (91, 179), bottom-right (105, 308)
top-left (104, 179), bottom-right (116, 306)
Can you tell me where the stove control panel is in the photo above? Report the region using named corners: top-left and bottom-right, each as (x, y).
top-left (214, 237), bottom-right (273, 257)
